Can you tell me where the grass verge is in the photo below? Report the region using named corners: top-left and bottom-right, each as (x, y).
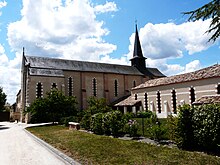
top-left (27, 125), bottom-right (220, 165)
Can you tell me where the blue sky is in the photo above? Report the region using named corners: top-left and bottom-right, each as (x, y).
top-left (0, 0), bottom-right (219, 103)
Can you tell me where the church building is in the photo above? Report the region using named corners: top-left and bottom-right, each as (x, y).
top-left (19, 25), bottom-right (164, 122)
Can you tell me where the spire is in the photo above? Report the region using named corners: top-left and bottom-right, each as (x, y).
top-left (133, 23), bottom-right (144, 58)
top-left (130, 23), bottom-right (146, 70)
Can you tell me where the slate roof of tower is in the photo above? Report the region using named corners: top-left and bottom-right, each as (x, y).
top-left (133, 64), bottom-right (220, 89)
top-left (131, 24), bottom-right (145, 60)
top-left (25, 55), bottom-right (164, 77)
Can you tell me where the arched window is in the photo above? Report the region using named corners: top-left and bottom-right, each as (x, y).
top-left (51, 83), bottom-right (57, 89)
top-left (190, 87), bottom-right (195, 104)
top-left (171, 89), bottom-right (177, 114)
top-left (157, 91), bottom-right (161, 113)
top-left (217, 84), bottom-right (220, 94)
top-left (114, 79), bottom-right (118, 97)
top-left (134, 94), bottom-right (137, 100)
top-left (133, 80), bottom-right (136, 87)
top-left (68, 77), bottom-right (73, 96)
top-left (92, 78), bottom-right (97, 97)
top-left (144, 93), bottom-right (148, 111)
top-left (36, 82), bottom-right (43, 98)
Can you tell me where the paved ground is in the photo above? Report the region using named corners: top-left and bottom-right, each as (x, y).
top-left (0, 122), bottom-right (79, 165)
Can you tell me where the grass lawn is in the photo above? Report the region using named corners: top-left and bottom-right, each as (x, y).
top-left (27, 125), bottom-right (220, 165)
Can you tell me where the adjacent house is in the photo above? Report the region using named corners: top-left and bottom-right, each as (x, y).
top-left (115, 64), bottom-right (220, 118)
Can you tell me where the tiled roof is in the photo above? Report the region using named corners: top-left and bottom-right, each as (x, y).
top-left (193, 95), bottom-right (220, 105)
top-left (115, 95), bottom-right (141, 106)
top-left (134, 64), bottom-right (220, 89)
top-left (26, 56), bottom-right (144, 76)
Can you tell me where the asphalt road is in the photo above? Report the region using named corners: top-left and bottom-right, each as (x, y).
top-left (0, 122), bottom-right (77, 165)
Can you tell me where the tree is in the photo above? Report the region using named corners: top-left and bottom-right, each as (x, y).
top-left (0, 87), bottom-right (7, 112)
top-left (27, 89), bottom-right (78, 123)
top-left (184, 0), bottom-right (220, 42)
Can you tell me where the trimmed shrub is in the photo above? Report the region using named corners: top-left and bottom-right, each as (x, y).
top-left (124, 119), bottom-right (139, 137)
top-left (175, 104), bottom-right (195, 150)
top-left (193, 104), bottom-right (220, 152)
top-left (91, 113), bottom-right (104, 135)
top-left (81, 112), bottom-right (92, 130)
top-left (166, 115), bottom-right (178, 141)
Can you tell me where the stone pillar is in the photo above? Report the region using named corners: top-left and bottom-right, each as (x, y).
top-left (150, 101), bottom-right (154, 112)
top-left (132, 106), bottom-right (136, 114)
top-left (163, 100), bottom-right (168, 117)
top-left (123, 106), bottom-right (127, 114)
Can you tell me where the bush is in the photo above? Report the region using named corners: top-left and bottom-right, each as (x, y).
top-left (149, 123), bottom-right (167, 141)
top-left (193, 104), bottom-right (220, 152)
top-left (175, 104), bottom-right (195, 150)
top-left (174, 103), bottom-right (220, 154)
top-left (91, 113), bottom-right (104, 135)
top-left (166, 115), bottom-right (178, 141)
top-left (81, 111), bottom-right (92, 130)
top-left (60, 116), bottom-right (79, 127)
top-left (124, 119), bottom-right (139, 137)
top-left (27, 89), bottom-right (78, 123)
top-left (81, 97), bottom-right (113, 131)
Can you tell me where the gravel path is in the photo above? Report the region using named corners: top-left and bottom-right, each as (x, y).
top-left (0, 122), bottom-right (79, 165)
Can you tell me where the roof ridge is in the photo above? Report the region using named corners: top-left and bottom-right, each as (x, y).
top-left (133, 64), bottom-right (220, 89)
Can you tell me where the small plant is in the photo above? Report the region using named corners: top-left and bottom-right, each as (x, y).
top-left (125, 119), bottom-right (139, 137)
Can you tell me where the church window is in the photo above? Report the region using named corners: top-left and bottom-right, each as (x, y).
top-left (133, 80), bottom-right (136, 87)
top-left (114, 79), bottom-right (118, 97)
top-left (36, 82), bottom-right (43, 98)
top-left (217, 84), bottom-right (220, 94)
top-left (144, 93), bottom-right (148, 110)
top-left (68, 77), bottom-right (73, 96)
top-left (157, 91), bottom-right (161, 113)
top-left (92, 78), bottom-right (97, 97)
top-left (134, 94), bottom-right (137, 100)
top-left (51, 83), bottom-right (57, 89)
top-left (171, 89), bottom-right (177, 114)
top-left (190, 87), bottom-right (195, 104)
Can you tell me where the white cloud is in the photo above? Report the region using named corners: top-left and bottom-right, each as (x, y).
top-left (0, 1), bottom-right (6, 8)
top-left (0, 44), bottom-right (21, 104)
top-left (94, 1), bottom-right (118, 14)
top-left (126, 19), bottom-right (219, 76)
top-left (5, 0), bottom-right (119, 103)
top-left (8, 0), bottom-right (118, 62)
top-left (0, 0), bottom-right (7, 16)
top-left (183, 60), bottom-right (201, 73)
top-left (127, 19), bottom-right (217, 61)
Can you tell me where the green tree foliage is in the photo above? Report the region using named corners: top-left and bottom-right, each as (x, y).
top-left (81, 97), bottom-right (112, 130)
top-left (0, 87), bottom-right (7, 112)
top-left (175, 104), bottom-right (195, 150)
top-left (87, 97), bottom-right (112, 115)
top-left (193, 104), bottom-right (220, 153)
top-left (27, 89), bottom-right (78, 123)
top-left (184, 0), bottom-right (220, 42)
top-left (174, 104), bottom-right (220, 154)
top-left (90, 110), bottom-right (125, 137)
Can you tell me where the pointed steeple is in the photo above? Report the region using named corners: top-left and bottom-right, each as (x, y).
top-left (130, 23), bottom-right (146, 70)
top-left (133, 24), bottom-right (144, 58)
